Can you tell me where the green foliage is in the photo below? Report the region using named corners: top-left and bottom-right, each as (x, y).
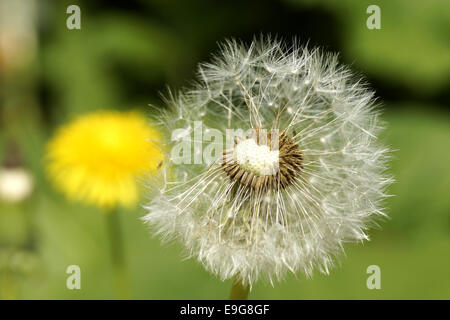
top-left (287, 0), bottom-right (450, 94)
top-left (1, 0), bottom-right (449, 299)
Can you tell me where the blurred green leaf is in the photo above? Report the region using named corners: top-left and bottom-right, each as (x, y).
top-left (286, 0), bottom-right (450, 94)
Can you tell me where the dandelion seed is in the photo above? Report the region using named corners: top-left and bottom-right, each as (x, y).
top-left (142, 38), bottom-right (392, 291)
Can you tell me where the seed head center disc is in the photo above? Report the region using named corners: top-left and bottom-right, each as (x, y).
top-left (234, 139), bottom-right (279, 176)
top-left (222, 129), bottom-right (303, 192)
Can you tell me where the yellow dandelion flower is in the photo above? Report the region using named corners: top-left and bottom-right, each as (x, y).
top-left (46, 110), bottom-right (163, 209)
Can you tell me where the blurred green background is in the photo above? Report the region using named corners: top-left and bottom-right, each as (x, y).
top-left (0, 0), bottom-right (449, 299)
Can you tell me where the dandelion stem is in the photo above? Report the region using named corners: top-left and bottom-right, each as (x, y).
top-left (106, 208), bottom-right (129, 299)
top-left (229, 276), bottom-right (249, 300)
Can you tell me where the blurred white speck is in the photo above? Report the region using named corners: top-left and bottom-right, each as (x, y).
top-left (0, 168), bottom-right (33, 203)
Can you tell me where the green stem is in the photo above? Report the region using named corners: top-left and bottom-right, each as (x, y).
top-left (105, 208), bottom-right (129, 299)
top-left (229, 276), bottom-right (250, 300)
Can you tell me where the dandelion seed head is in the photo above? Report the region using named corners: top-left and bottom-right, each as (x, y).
top-left (143, 37), bottom-right (392, 287)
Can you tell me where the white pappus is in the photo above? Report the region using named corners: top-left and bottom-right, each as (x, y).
top-left (142, 37), bottom-right (393, 288)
